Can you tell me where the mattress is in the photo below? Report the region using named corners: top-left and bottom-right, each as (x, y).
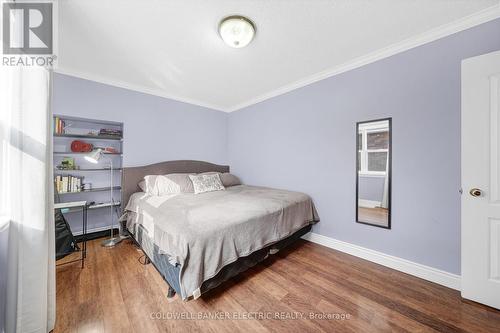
top-left (125, 185), bottom-right (319, 299)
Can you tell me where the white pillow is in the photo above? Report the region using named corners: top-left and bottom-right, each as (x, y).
top-left (143, 173), bottom-right (194, 196)
top-left (189, 174), bottom-right (225, 194)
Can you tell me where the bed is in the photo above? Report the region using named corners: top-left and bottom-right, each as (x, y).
top-left (122, 160), bottom-right (319, 300)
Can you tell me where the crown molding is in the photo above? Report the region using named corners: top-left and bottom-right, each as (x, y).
top-left (227, 4), bottom-right (500, 112)
top-left (54, 67), bottom-right (229, 113)
top-left (55, 4), bottom-right (500, 113)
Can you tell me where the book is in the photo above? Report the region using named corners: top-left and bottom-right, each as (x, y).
top-left (55, 175), bottom-right (83, 194)
top-left (54, 117), bottom-right (66, 135)
top-left (99, 128), bottom-right (122, 137)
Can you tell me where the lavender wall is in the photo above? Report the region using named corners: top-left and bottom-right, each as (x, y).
top-left (53, 73), bottom-right (228, 167)
top-left (228, 19), bottom-right (500, 275)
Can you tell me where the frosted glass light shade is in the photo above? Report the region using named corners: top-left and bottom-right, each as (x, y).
top-left (219, 16), bottom-right (255, 48)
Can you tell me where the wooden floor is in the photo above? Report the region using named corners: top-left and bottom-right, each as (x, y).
top-left (55, 238), bottom-right (500, 333)
top-left (358, 207), bottom-right (389, 227)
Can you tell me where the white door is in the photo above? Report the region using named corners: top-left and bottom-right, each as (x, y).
top-left (462, 50), bottom-right (500, 309)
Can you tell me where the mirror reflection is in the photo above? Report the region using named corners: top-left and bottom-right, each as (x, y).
top-left (356, 118), bottom-right (391, 228)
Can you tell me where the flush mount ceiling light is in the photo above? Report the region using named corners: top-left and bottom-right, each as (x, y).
top-left (218, 15), bottom-right (256, 48)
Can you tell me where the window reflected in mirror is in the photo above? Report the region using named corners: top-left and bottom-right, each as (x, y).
top-left (356, 118), bottom-right (391, 228)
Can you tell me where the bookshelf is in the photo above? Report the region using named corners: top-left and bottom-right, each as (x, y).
top-left (57, 186), bottom-right (122, 195)
top-left (54, 133), bottom-right (123, 140)
top-left (54, 152), bottom-right (122, 155)
top-left (54, 168), bottom-right (123, 172)
top-left (53, 115), bottom-right (124, 235)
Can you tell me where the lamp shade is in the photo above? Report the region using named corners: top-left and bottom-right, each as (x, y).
top-left (84, 148), bottom-right (103, 164)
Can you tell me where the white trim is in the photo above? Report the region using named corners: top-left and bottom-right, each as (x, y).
top-left (358, 124), bottom-right (389, 174)
top-left (358, 199), bottom-right (381, 208)
top-left (358, 121), bottom-right (388, 131)
top-left (227, 5), bottom-right (500, 112)
top-left (302, 232), bottom-right (461, 290)
top-left (359, 172), bottom-right (386, 178)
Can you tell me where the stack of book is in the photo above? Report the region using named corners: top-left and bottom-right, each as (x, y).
top-left (54, 117), bottom-right (66, 134)
top-left (55, 175), bottom-right (83, 193)
top-left (99, 128), bottom-right (122, 137)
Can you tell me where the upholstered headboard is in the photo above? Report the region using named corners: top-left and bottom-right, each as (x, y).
top-left (121, 160), bottom-right (230, 206)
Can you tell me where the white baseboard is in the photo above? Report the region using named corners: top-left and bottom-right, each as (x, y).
top-left (358, 199), bottom-right (381, 208)
top-left (302, 232), bottom-right (461, 290)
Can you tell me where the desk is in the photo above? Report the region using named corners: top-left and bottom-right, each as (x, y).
top-left (55, 201), bottom-right (88, 268)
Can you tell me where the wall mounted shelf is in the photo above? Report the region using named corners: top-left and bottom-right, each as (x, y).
top-left (57, 186), bottom-right (122, 195)
top-left (54, 133), bottom-right (122, 141)
top-left (54, 168), bottom-right (123, 172)
top-left (54, 152), bottom-right (122, 156)
top-left (60, 201), bottom-right (121, 214)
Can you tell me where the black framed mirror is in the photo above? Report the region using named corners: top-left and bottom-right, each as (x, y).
top-left (356, 118), bottom-right (392, 229)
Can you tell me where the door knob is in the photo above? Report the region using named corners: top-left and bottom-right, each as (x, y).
top-left (469, 188), bottom-right (482, 197)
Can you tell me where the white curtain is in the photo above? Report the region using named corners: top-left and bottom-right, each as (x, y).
top-left (0, 66), bottom-right (55, 332)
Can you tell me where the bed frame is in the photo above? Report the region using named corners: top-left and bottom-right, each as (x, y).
top-left (121, 160), bottom-right (311, 300)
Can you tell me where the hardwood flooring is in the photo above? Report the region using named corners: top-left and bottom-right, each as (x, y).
top-left (55, 238), bottom-right (500, 333)
top-left (358, 207), bottom-right (389, 227)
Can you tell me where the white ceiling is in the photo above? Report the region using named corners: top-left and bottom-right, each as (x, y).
top-left (57, 0), bottom-right (500, 112)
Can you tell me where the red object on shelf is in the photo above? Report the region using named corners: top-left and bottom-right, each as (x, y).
top-left (71, 140), bottom-right (93, 152)
top-left (103, 147), bottom-right (118, 154)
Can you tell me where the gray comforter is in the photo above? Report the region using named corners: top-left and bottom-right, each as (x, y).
top-left (125, 185), bottom-right (319, 300)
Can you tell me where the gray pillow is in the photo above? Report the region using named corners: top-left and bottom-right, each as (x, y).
top-left (219, 173), bottom-right (241, 187)
top-left (138, 180), bottom-right (146, 192)
top-left (199, 172), bottom-right (241, 187)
